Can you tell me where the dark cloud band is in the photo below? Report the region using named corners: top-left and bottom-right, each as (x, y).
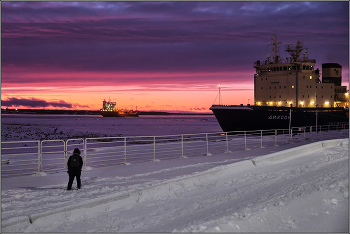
top-left (1, 97), bottom-right (74, 108)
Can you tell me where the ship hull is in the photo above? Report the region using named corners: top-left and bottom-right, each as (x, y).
top-left (210, 105), bottom-right (349, 132)
top-left (100, 111), bottom-right (139, 117)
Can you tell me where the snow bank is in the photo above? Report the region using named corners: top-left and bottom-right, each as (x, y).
top-left (2, 138), bottom-right (348, 232)
top-left (252, 138), bottom-right (347, 166)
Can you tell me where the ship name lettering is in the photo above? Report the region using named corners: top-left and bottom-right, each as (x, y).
top-left (328, 122), bottom-right (347, 125)
top-left (268, 115), bottom-right (289, 120)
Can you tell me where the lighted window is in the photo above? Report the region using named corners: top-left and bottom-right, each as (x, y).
top-left (292, 86), bottom-right (294, 88)
top-left (310, 76), bottom-right (312, 79)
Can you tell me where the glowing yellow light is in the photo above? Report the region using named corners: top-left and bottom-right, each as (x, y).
top-left (270, 102), bottom-right (273, 105)
top-left (300, 101), bottom-right (304, 105)
top-left (310, 102), bottom-right (314, 104)
top-left (310, 76), bottom-right (312, 79)
top-left (325, 101), bottom-right (329, 105)
top-left (257, 102), bottom-right (261, 105)
top-left (278, 102), bottom-right (281, 105)
top-left (292, 86), bottom-right (294, 88)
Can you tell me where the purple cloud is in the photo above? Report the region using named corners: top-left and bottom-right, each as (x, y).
top-left (1, 1), bottom-right (348, 87)
top-left (1, 97), bottom-right (88, 108)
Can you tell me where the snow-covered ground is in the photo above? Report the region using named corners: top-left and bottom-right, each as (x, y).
top-left (1, 114), bottom-right (349, 232)
top-left (2, 138), bottom-right (349, 232)
top-left (1, 114), bottom-right (222, 141)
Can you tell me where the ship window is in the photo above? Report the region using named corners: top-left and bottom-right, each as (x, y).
top-left (279, 95), bottom-right (281, 98)
top-left (310, 76), bottom-right (312, 79)
top-left (279, 86), bottom-right (281, 89)
top-left (261, 87), bottom-right (263, 89)
top-left (322, 95), bottom-right (323, 98)
top-left (303, 95), bottom-right (304, 98)
top-left (270, 87), bottom-right (271, 89)
top-left (316, 95), bottom-right (317, 98)
top-left (288, 66), bottom-right (291, 71)
top-left (270, 96), bottom-right (272, 98)
top-left (308, 95), bottom-right (309, 98)
top-left (274, 86), bottom-right (276, 89)
top-left (303, 76), bottom-right (305, 78)
top-left (306, 66), bottom-right (309, 70)
top-left (322, 86), bottom-right (323, 89)
top-left (280, 67), bottom-right (282, 71)
top-left (331, 86), bottom-right (332, 89)
top-left (303, 65), bottom-right (306, 70)
top-left (331, 95), bottom-right (332, 98)
top-left (307, 85), bottom-right (308, 88)
top-left (283, 66), bottom-right (287, 71)
top-left (310, 86), bottom-right (312, 88)
top-left (292, 86), bottom-right (294, 88)
top-left (284, 86), bottom-right (286, 88)
top-left (266, 78), bottom-right (267, 80)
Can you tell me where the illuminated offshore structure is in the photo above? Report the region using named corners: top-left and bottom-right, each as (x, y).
top-left (100, 99), bottom-right (139, 117)
top-left (253, 36), bottom-right (349, 108)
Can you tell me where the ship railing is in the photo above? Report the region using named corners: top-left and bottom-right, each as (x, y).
top-left (1, 124), bottom-right (348, 177)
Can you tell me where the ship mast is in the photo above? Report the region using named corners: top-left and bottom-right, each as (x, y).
top-left (285, 39), bottom-right (303, 62)
top-left (272, 35), bottom-right (281, 64)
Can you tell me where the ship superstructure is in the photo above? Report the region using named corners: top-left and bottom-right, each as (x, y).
top-left (210, 36), bottom-right (348, 132)
top-left (100, 99), bottom-right (139, 117)
top-left (253, 36), bottom-right (348, 108)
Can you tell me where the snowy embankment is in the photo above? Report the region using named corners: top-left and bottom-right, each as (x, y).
top-left (2, 138), bottom-right (348, 232)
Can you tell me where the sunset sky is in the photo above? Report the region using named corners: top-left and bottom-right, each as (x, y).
top-left (1, 1), bottom-right (349, 112)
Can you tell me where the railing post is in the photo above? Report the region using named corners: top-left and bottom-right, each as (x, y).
top-left (124, 137), bottom-right (127, 164)
top-left (63, 140), bottom-right (67, 169)
top-left (226, 132), bottom-right (229, 152)
top-left (84, 139), bottom-right (87, 168)
top-left (38, 141), bottom-right (42, 173)
top-left (310, 126), bottom-right (312, 139)
top-left (206, 133), bottom-right (211, 156)
top-left (244, 131), bottom-right (247, 150)
top-left (153, 136), bottom-right (156, 160)
top-left (275, 129), bottom-right (278, 146)
top-left (181, 135), bottom-right (184, 158)
top-left (260, 130), bottom-right (263, 148)
top-left (304, 126), bottom-right (306, 140)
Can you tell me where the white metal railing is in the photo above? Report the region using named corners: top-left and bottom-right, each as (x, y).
top-left (1, 124), bottom-right (348, 177)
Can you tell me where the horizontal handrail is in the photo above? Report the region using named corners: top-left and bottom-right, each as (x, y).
top-left (1, 124), bottom-right (348, 177)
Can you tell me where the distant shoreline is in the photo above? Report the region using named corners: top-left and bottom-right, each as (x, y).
top-left (1, 109), bottom-right (213, 116)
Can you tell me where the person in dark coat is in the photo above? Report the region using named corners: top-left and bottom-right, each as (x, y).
top-left (67, 148), bottom-right (84, 190)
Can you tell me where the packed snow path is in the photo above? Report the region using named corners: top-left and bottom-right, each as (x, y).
top-left (2, 139), bottom-right (349, 232)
